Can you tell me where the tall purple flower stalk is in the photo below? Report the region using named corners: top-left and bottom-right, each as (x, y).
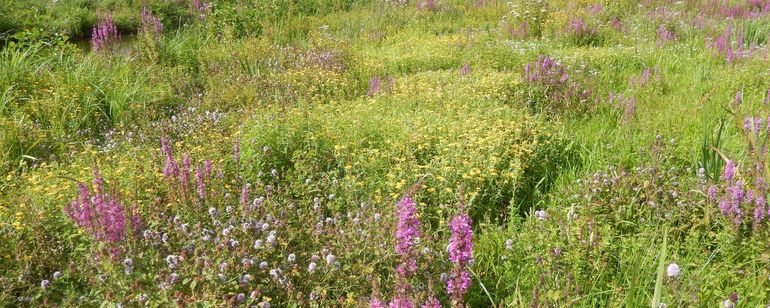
top-left (181, 154), bottom-right (191, 191)
top-left (446, 213), bottom-right (473, 304)
top-left (241, 184), bottom-right (250, 210)
top-left (195, 168), bottom-right (206, 200)
top-left (140, 7), bottom-right (163, 35)
top-left (91, 15), bottom-right (120, 52)
top-left (204, 160), bottom-right (213, 177)
top-left (391, 195), bottom-right (421, 307)
top-left (623, 96), bottom-right (636, 123)
top-left (161, 136), bottom-right (179, 179)
top-left (368, 76), bottom-right (382, 97)
top-left (395, 196), bottom-right (420, 262)
top-left (460, 63), bottom-right (471, 77)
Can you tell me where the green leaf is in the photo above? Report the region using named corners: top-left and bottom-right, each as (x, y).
top-left (651, 227), bottom-right (668, 308)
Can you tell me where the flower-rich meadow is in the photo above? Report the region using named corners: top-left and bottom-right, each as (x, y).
top-left (2, 0), bottom-right (770, 306)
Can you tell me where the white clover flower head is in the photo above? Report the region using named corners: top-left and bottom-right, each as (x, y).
top-left (666, 263), bottom-right (681, 278)
top-left (308, 262), bottom-right (317, 273)
top-left (240, 274), bottom-right (252, 284)
top-left (169, 273), bottom-right (179, 284)
top-left (166, 255), bottom-right (180, 268)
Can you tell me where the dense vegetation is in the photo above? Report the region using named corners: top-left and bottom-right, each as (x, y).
top-left (2, 0), bottom-right (770, 306)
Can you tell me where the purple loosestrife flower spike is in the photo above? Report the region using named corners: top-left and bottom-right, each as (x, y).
top-left (395, 196), bottom-right (420, 256)
top-left (723, 160), bottom-right (736, 181)
top-left (181, 154), bottom-right (191, 190)
top-left (91, 15), bottom-right (120, 52)
top-left (140, 7), bottom-right (163, 35)
top-left (460, 63), bottom-right (471, 77)
top-left (708, 185), bottom-right (718, 200)
top-left (161, 137), bottom-right (178, 179)
top-left (448, 214), bottom-right (473, 264)
top-left (195, 168), bottom-right (206, 200)
top-left (368, 76), bottom-right (382, 97)
top-left (447, 213), bottom-right (473, 303)
top-left (744, 117), bottom-right (753, 132)
top-left (204, 160), bottom-right (213, 177)
top-left (241, 184), bottom-right (250, 210)
top-left (391, 180), bottom-right (425, 306)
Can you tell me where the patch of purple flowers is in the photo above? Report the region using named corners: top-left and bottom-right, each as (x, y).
top-left (140, 7), bottom-right (163, 35)
top-left (91, 15), bottom-right (120, 52)
top-left (64, 166), bottom-right (141, 257)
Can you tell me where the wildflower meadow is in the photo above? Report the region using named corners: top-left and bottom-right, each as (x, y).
top-left (2, 0), bottom-right (770, 306)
